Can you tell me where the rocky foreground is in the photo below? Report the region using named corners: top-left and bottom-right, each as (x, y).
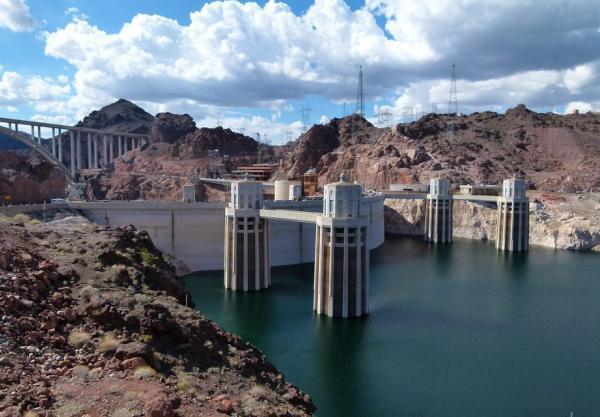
top-left (0, 216), bottom-right (314, 416)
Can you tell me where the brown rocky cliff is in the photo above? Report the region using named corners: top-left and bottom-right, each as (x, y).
top-left (0, 152), bottom-right (66, 204)
top-left (171, 126), bottom-right (259, 158)
top-left (0, 216), bottom-right (315, 416)
top-left (150, 112), bottom-right (196, 144)
top-left (277, 105), bottom-right (600, 193)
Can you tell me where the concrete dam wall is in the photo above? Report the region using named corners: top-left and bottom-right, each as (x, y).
top-left (64, 197), bottom-right (385, 272)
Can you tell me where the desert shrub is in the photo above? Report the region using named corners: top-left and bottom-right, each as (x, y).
top-left (79, 285), bottom-right (95, 302)
top-left (140, 248), bottom-right (155, 266)
top-left (97, 334), bottom-right (120, 353)
top-left (68, 330), bottom-right (91, 347)
top-left (72, 364), bottom-right (90, 378)
top-left (133, 365), bottom-right (157, 379)
top-left (13, 213), bottom-right (30, 223)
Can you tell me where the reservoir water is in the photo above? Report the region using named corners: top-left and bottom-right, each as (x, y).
top-left (184, 236), bottom-right (600, 417)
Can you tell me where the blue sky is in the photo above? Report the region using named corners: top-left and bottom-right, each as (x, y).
top-left (1, 0), bottom-right (600, 143)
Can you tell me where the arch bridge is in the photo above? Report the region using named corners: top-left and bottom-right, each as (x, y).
top-left (0, 117), bottom-right (149, 184)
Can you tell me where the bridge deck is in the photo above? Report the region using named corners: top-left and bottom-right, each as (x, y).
top-left (0, 117), bottom-right (148, 137)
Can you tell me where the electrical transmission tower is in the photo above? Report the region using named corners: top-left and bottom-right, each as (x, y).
top-left (402, 106), bottom-right (414, 123)
top-left (356, 65), bottom-right (364, 117)
top-left (448, 64), bottom-right (458, 114)
top-left (431, 103), bottom-right (438, 114)
top-left (447, 64), bottom-right (458, 136)
top-left (300, 105), bottom-right (311, 131)
top-left (377, 107), bottom-right (393, 128)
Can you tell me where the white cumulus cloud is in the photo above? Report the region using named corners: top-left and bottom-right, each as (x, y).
top-left (0, 70), bottom-right (71, 111)
top-left (2, 0), bottom-right (600, 139)
top-left (0, 0), bottom-right (35, 32)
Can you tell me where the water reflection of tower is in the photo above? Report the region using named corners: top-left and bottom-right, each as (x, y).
top-left (313, 316), bottom-right (368, 417)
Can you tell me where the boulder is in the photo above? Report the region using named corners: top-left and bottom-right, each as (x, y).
top-left (144, 395), bottom-right (175, 417)
top-left (114, 341), bottom-right (154, 363)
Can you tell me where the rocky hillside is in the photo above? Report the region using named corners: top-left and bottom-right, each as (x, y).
top-left (0, 152), bottom-right (66, 204)
top-left (0, 215), bottom-right (314, 416)
top-left (76, 99), bottom-right (154, 134)
top-left (80, 100), bottom-right (263, 201)
top-left (276, 106), bottom-right (600, 193)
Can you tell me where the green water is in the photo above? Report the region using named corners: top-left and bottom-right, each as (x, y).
top-left (184, 236), bottom-right (600, 417)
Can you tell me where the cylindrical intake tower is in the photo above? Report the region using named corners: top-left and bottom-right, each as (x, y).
top-left (496, 178), bottom-right (529, 251)
top-left (314, 175), bottom-right (369, 317)
top-left (424, 178), bottom-right (453, 243)
top-left (224, 179), bottom-right (270, 290)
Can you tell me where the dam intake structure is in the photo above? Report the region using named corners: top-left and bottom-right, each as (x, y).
top-left (496, 178), bottom-right (530, 251)
top-left (224, 179), bottom-right (270, 291)
top-left (224, 175), bottom-right (371, 318)
top-left (314, 176), bottom-right (369, 317)
top-left (424, 178), bottom-right (453, 243)
top-left (389, 177), bottom-right (530, 252)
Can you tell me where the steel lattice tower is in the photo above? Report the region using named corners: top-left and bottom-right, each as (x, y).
top-left (448, 64), bottom-right (458, 114)
top-left (356, 65), bottom-right (364, 117)
top-left (300, 105), bottom-right (311, 131)
top-left (447, 64), bottom-right (458, 136)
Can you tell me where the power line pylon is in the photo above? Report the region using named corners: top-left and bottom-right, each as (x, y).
top-left (448, 64), bottom-right (458, 114)
top-left (377, 107), bottom-right (393, 128)
top-left (356, 65), bottom-right (364, 117)
top-left (402, 106), bottom-right (413, 123)
top-left (448, 64), bottom-right (458, 137)
top-left (300, 105), bottom-right (311, 131)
